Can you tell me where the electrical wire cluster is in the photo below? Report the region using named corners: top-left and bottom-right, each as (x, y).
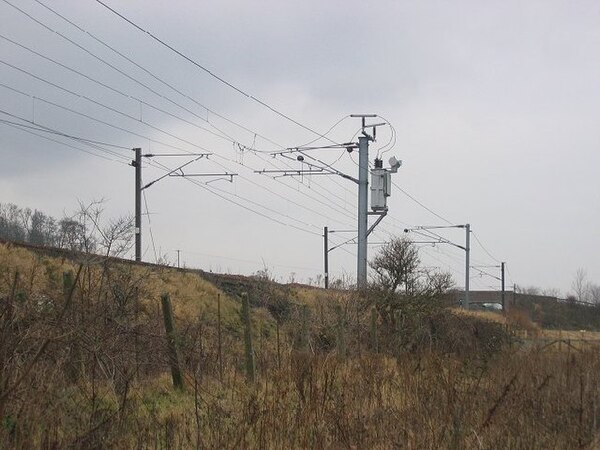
top-left (0, 0), bottom-right (507, 286)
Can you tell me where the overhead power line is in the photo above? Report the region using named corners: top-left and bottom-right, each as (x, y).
top-left (93, 0), bottom-right (337, 143)
top-left (0, 52), bottom-right (364, 232)
top-left (0, 58), bottom-right (230, 146)
top-left (471, 231), bottom-right (501, 264)
top-left (1, 0), bottom-right (468, 284)
top-left (0, 82), bottom-right (201, 154)
top-left (0, 1), bottom-right (246, 145)
top-left (391, 180), bottom-right (453, 226)
top-left (5, 0), bottom-right (478, 278)
top-left (0, 79), bottom-right (359, 236)
top-left (0, 64), bottom-right (218, 153)
top-left (2, 3), bottom-right (363, 221)
top-left (0, 109), bottom-right (130, 151)
top-left (0, 11), bottom-right (361, 223)
top-left (30, 0), bottom-right (285, 151)
top-left (0, 119), bottom-right (128, 165)
top-left (0, 89), bottom-right (348, 242)
top-left (148, 158), bottom-right (325, 239)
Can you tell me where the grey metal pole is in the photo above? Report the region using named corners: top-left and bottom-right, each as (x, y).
top-left (501, 261), bottom-right (506, 312)
top-left (134, 147), bottom-right (142, 262)
top-left (357, 135), bottom-right (369, 288)
top-left (324, 226), bottom-right (329, 289)
top-left (464, 223), bottom-right (470, 309)
top-left (177, 250), bottom-right (180, 268)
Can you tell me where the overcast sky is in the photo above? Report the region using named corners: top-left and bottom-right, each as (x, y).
top-left (1, 0), bottom-right (599, 295)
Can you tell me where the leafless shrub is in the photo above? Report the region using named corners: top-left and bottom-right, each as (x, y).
top-left (2, 240), bottom-right (600, 448)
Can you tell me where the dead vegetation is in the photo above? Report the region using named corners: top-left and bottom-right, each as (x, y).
top-left (1, 242), bottom-right (600, 448)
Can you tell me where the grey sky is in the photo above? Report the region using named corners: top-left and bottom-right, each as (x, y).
top-left (1, 0), bottom-right (599, 294)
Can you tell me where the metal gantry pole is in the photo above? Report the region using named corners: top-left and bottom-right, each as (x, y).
top-left (323, 226), bottom-right (329, 289)
top-left (464, 223), bottom-right (470, 309)
top-left (134, 147), bottom-right (142, 262)
top-left (357, 135), bottom-right (370, 288)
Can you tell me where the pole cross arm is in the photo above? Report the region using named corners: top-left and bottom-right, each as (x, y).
top-left (471, 267), bottom-right (502, 282)
top-left (271, 143), bottom-right (356, 155)
top-left (328, 238), bottom-right (356, 253)
top-left (273, 150), bottom-right (360, 184)
top-left (404, 226), bottom-right (466, 250)
top-left (143, 152), bottom-right (211, 158)
top-left (141, 155), bottom-right (206, 190)
top-left (254, 168), bottom-right (326, 177)
top-left (404, 225), bottom-right (466, 231)
top-left (169, 172), bottom-right (238, 181)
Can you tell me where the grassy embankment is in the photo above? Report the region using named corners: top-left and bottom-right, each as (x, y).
top-left (1, 242), bottom-right (600, 448)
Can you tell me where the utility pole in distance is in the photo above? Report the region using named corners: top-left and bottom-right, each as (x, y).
top-left (351, 114), bottom-right (398, 289)
top-left (131, 150), bottom-right (236, 263)
top-left (324, 228), bottom-right (385, 289)
top-left (257, 114), bottom-right (397, 288)
top-left (323, 228), bottom-right (357, 289)
top-left (404, 224), bottom-right (471, 309)
top-left (323, 227), bottom-right (329, 289)
top-left (464, 223), bottom-right (470, 310)
top-left (356, 133), bottom-right (370, 288)
top-left (132, 147), bottom-right (142, 262)
top-left (471, 263), bottom-right (506, 311)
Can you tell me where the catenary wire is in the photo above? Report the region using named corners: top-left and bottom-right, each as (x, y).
top-left (29, 0), bottom-right (285, 150)
top-left (0, 119), bottom-right (128, 164)
top-left (4, 1), bottom-right (432, 269)
top-left (93, 0), bottom-right (341, 144)
top-left (471, 231), bottom-right (501, 264)
top-left (1, 84), bottom-right (351, 242)
top-left (0, 61), bottom-right (361, 232)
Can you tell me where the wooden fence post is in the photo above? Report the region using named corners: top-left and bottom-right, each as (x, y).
top-left (63, 270), bottom-right (74, 303)
top-left (161, 293), bottom-right (184, 390)
top-left (559, 330), bottom-right (563, 351)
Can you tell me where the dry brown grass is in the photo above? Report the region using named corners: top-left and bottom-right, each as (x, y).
top-left (2, 243), bottom-right (600, 448)
top-left (542, 329), bottom-right (600, 340)
top-left (451, 307), bottom-right (508, 325)
top-left (9, 350), bottom-right (596, 449)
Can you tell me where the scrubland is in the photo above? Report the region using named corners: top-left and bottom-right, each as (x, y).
top-left (1, 242), bottom-right (599, 449)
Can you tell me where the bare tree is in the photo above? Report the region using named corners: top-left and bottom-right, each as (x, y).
top-left (72, 200), bottom-right (134, 258)
top-left (0, 203), bottom-right (58, 245)
top-left (57, 218), bottom-right (87, 251)
top-left (572, 268), bottom-right (590, 303)
top-left (590, 284), bottom-right (600, 304)
top-left (421, 269), bottom-right (455, 296)
top-left (369, 236), bottom-right (420, 293)
top-left (329, 272), bottom-right (355, 290)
